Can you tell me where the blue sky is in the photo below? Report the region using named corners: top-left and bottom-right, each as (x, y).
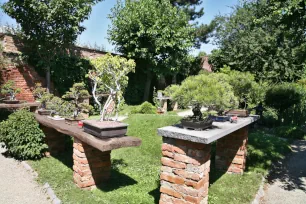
top-left (0, 0), bottom-right (238, 54)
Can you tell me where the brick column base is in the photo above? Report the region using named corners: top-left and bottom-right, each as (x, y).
top-left (215, 126), bottom-right (248, 174)
top-left (73, 138), bottom-right (111, 189)
top-left (41, 126), bottom-right (66, 155)
top-left (159, 138), bottom-right (211, 204)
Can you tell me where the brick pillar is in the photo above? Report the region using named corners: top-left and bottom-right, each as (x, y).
top-left (215, 126), bottom-right (248, 174)
top-left (73, 138), bottom-right (111, 189)
top-left (159, 138), bottom-right (211, 204)
top-left (41, 126), bottom-right (65, 155)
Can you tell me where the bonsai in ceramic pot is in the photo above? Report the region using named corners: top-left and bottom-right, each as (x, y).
top-left (167, 74), bottom-right (238, 130)
top-left (33, 83), bottom-right (53, 115)
top-left (1, 80), bottom-right (21, 104)
top-left (83, 53), bottom-right (136, 138)
top-left (46, 96), bottom-right (74, 120)
top-left (62, 83), bottom-right (92, 125)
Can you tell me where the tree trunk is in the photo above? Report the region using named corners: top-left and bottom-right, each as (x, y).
top-left (46, 66), bottom-right (51, 93)
top-left (172, 74), bottom-right (177, 84)
top-left (143, 71), bottom-right (153, 101)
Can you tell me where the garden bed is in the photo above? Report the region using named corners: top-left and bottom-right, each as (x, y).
top-left (28, 114), bottom-right (291, 204)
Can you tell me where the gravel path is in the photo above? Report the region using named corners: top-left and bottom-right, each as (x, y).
top-left (262, 140), bottom-right (306, 204)
top-left (0, 145), bottom-right (50, 204)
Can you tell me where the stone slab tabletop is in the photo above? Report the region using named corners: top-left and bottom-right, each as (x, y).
top-left (158, 115), bottom-right (259, 144)
top-left (35, 114), bottom-right (141, 152)
top-left (0, 102), bottom-right (40, 109)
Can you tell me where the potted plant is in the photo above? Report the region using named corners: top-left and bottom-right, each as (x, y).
top-left (1, 80), bottom-right (21, 104)
top-left (46, 96), bottom-right (73, 120)
top-left (33, 83), bottom-right (53, 115)
top-left (167, 74), bottom-right (238, 130)
top-left (83, 53), bottom-right (136, 138)
top-left (62, 83), bottom-right (92, 125)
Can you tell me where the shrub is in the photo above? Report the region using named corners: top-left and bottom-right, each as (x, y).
top-left (262, 107), bottom-right (279, 127)
top-left (0, 109), bottom-right (48, 160)
top-left (273, 126), bottom-right (306, 140)
top-left (131, 102), bottom-right (156, 114)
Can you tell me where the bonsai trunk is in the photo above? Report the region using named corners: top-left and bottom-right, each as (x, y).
top-left (46, 66), bottom-right (51, 93)
top-left (143, 71), bottom-right (153, 101)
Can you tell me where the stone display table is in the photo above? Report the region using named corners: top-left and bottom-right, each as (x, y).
top-left (157, 116), bottom-right (259, 204)
top-left (35, 114), bottom-right (141, 189)
top-left (0, 102), bottom-right (40, 112)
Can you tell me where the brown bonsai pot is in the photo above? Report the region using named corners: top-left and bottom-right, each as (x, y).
top-left (226, 109), bottom-right (249, 117)
top-left (83, 120), bottom-right (128, 138)
top-left (181, 118), bottom-right (213, 130)
top-left (38, 109), bottom-right (52, 115)
top-left (65, 117), bottom-right (84, 126)
top-left (3, 100), bottom-right (19, 104)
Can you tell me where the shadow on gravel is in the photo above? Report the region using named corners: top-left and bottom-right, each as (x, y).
top-left (266, 140), bottom-right (306, 192)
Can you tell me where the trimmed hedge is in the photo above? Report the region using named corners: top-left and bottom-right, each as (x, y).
top-left (0, 109), bottom-right (48, 160)
top-left (131, 102), bottom-right (156, 114)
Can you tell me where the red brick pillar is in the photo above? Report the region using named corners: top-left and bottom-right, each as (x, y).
top-left (41, 126), bottom-right (65, 155)
top-left (159, 138), bottom-right (211, 204)
top-left (73, 138), bottom-right (111, 189)
top-left (215, 126), bottom-right (248, 174)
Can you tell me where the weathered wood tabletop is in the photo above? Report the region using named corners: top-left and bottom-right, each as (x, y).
top-left (35, 114), bottom-right (141, 152)
top-left (0, 102), bottom-right (40, 109)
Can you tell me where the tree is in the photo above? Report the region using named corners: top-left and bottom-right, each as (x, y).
top-left (108, 0), bottom-right (195, 101)
top-left (2, 0), bottom-right (100, 92)
top-left (170, 0), bottom-right (204, 20)
top-left (88, 53), bottom-right (136, 121)
top-left (210, 0), bottom-right (306, 83)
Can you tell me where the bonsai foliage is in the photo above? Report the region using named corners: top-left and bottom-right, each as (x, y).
top-left (168, 74), bottom-right (238, 113)
top-left (0, 109), bottom-right (48, 160)
top-left (47, 96), bottom-right (74, 117)
top-left (88, 53), bottom-right (136, 121)
top-left (33, 83), bottom-right (53, 108)
top-left (1, 80), bottom-right (21, 101)
top-left (62, 83), bottom-right (91, 119)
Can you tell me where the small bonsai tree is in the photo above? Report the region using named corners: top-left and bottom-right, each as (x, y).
top-left (62, 83), bottom-right (92, 119)
top-left (168, 74), bottom-right (238, 118)
top-left (1, 80), bottom-right (21, 101)
top-left (88, 53), bottom-right (136, 121)
top-left (33, 83), bottom-right (53, 108)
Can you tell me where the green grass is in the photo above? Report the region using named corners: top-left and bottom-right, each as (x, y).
top-left (29, 115), bottom-right (292, 204)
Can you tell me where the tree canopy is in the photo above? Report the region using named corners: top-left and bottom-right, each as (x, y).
top-left (108, 0), bottom-right (195, 100)
top-left (209, 0), bottom-right (306, 83)
top-left (2, 0), bottom-right (100, 91)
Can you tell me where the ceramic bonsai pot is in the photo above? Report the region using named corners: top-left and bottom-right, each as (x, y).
top-left (3, 100), bottom-right (19, 104)
top-left (83, 120), bottom-right (128, 138)
top-left (38, 109), bottom-right (52, 115)
top-left (226, 109), bottom-right (249, 117)
top-left (181, 118), bottom-right (213, 130)
top-left (209, 115), bottom-right (229, 122)
top-left (65, 117), bottom-right (84, 126)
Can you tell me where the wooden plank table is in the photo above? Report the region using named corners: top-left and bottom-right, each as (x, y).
top-left (0, 102), bottom-right (40, 112)
top-left (35, 114), bottom-right (142, 189)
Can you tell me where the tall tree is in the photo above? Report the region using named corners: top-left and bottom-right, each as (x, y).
top-left (2, 0), bottom-right (100, 92)
top-left (108, 0), bottom-right (195, 101)
top-left (210, 0), bottom-right (306, 82)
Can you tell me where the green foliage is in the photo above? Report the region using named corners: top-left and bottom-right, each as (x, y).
top-left (273, 125), bottom-right (306, 140)
top-left (108, 0), bottom-right (195, 100)
top-left (131, 102), bottom-right (156, 114)
top-left (47, 96), bottom-right (74, 117)
top-left (169, 74), bottom-right (238, 111)
top-left (265, 83), bottom-right (303, 112)
top-left (210, 0), bottom-right (306, 82)
top-left (262, 107), bottom-right (279, 128)
top-left (1, 80), bottom-right (21, 100)
top-left (0, 109), bottom-right (48, 160)
top-left (33, 83), bottom-right (53, 108)
top-left (89, 53), bottom-right (136, 120)
top-left (62, 83), bottom-right (91, 118)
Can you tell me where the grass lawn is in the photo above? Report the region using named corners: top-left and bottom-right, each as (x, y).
top-left (29, 115), bottom-right (291, 204)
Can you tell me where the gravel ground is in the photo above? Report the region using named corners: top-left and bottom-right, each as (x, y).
top-left (0, 144), bottom-right (50, 204)
top-left (262, 140), bottom-right (306, 204)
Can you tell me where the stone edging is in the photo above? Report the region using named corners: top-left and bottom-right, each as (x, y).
top-left (251, 176), bottom-right (265, 204)
top-left (21, 161), bottom-right (61, 204)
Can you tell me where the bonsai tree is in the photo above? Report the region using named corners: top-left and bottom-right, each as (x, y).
top-left (168, 74), bottom-right (238, 117)
top-left (62, 83), bottom-right (92, 119)
top-left (88, 53), bottom-right (136, 121)
top-left (46, 96), bottom-right (73, 117)
top-left (33, 83), bottom-right (53, 108)
top-left (1, 80), bottom-right (21, 101)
